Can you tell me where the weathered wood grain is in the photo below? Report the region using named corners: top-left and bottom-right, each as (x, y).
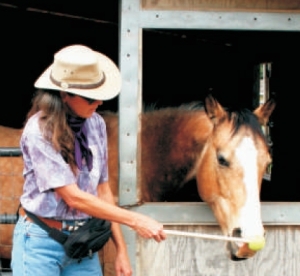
top-left (137, 225), bottom-right (300, 276)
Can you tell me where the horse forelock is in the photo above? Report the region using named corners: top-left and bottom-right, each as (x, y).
top-left (227, 108), bottom-right (268, 145)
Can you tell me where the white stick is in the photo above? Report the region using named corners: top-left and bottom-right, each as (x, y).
top-left (164, 229), bottom-right (250, 243)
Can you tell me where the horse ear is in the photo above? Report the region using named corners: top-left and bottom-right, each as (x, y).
top-left (253, 98), bottom-right (276, 125)
top-left (204, 94), bottom-right (227, 125)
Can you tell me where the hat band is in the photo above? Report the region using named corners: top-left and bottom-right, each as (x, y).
top-left (50, 72), bottom-right (106, 90)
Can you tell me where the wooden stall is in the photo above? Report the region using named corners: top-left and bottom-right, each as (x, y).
top-left (118, 0), bottom-right (300, 275)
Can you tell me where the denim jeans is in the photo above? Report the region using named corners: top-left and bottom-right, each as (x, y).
top-left (11, 215), bottom-right (103, 276)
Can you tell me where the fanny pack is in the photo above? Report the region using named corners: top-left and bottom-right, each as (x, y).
top-left (24, 209), bottom-right (112, 260)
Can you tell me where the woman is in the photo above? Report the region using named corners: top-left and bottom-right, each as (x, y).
top-left (11, 44), bottom-right (166, 276)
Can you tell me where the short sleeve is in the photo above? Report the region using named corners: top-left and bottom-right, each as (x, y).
top-left (21, 131), bottom-right (76, 193)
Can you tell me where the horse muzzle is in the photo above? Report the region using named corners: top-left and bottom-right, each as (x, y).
top-left (227, 228), bottom-right (266, 261)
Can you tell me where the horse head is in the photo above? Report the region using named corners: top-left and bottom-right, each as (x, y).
top-left (196, 95), bottom-right (275, 260)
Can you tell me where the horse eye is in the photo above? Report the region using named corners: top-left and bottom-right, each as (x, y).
top-left (217, 154), bottom-right (230, 167)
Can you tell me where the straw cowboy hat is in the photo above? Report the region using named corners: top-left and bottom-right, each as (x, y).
top-left (34, 44), bottom-right (121, 100)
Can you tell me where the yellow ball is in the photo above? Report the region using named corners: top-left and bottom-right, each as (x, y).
top-left (248, 236), bottom-right (266, 251)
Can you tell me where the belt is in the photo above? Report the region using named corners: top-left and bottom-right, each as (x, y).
top-left (19, 206), bottom-right (87, 231)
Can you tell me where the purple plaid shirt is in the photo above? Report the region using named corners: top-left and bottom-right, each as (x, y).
top-left (20, 111), bottom-right (108, 220)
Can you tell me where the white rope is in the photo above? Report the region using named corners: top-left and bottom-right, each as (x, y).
top-left (164, 229), bottom-right (250, 243)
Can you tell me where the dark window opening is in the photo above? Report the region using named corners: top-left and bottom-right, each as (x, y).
top-left (142, 29), bottom-right (300, 202)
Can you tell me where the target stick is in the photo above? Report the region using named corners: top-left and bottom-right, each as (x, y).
top-left (164, 229), bottom-right (250, 243)
top-left (164, 229), bottom-right (266, 251)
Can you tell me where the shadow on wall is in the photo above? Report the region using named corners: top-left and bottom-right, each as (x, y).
top-left (0, 3), bottom-right (119, 128)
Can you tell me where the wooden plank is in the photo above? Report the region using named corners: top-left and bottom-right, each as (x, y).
top-left (137, 225), bottom-right (300, 275)
top-left (132, 202), bottom-right (300, 225)
top-left (141, 0), bottom-right (300, 12)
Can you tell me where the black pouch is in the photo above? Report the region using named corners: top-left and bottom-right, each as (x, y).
top-left (63, 218), bottom-right (112, 259)
top-left (24, 209), bottom-right (112, 260)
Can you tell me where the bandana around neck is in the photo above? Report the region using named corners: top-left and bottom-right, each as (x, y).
top-left (66, 114), bottom-right (93, 171)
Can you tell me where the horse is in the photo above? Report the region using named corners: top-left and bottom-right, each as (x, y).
top-left (0, 95), bottom-right (275, 261)
top-left (0, 125), bottom-right (23, 260)
top-left (101, 94), bottom-right (275, 260)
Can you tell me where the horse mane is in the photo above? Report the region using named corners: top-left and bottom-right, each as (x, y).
top-left (143, 102), bottom-right (266, 140)
top-left (100, 102), bottom-right (266, 134)
top-left (144, 101), bottom-right (205, 112)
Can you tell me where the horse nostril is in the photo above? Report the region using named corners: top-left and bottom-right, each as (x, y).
top-left (232, 228), bottom-right (242, 237)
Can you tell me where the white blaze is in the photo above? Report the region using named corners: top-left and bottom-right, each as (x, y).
top-left (235, 136), bottom-right (264, 238)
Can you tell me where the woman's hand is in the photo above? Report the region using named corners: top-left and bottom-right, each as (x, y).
top-left (131, 212), bottom-right (166, 242)
top-left (114, 248), bottom-right (132, 276)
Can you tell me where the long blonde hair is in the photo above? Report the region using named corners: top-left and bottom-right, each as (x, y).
top-left (25, 89), bottom-right (77, 174)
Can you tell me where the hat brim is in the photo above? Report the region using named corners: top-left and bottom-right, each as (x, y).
top-left (34, 52), bottom-right (121, 101)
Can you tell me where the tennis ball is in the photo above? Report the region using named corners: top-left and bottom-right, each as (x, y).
top-left (248, 236), bottom-right (266, 251)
